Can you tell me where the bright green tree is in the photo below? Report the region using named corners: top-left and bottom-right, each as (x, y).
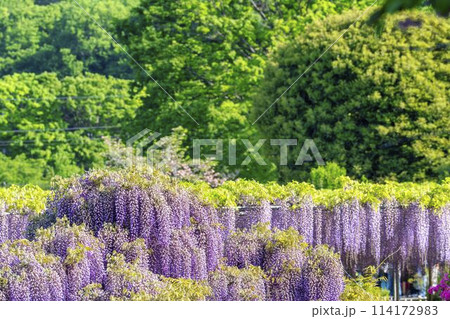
top-left (253, 10), bottom-right (449, 182)
top-left (0, 72), bottom-right (143, 177)
top-left (0, 153), bottom-right (51, 187)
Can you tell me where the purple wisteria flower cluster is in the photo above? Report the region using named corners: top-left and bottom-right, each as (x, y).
top-left (271, 199), bottom-right (450, 270)
top-left (0, 220), bottom-right (189, 301)
top-left (0, 214), bottom-right (29, 243)
top-left (0, 171), bottom-right (345, 300)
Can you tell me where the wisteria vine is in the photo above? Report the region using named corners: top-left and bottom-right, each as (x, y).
top-left (0, 170), bottom-right (449, 300)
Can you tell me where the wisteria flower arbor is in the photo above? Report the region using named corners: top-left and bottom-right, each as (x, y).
top-left (0, 169), bottom-right (449, 300)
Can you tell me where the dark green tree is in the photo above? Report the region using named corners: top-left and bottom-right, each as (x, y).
top-left (0, 0), bottom-right (139, 78)
top-left (253, 10), bottom-right (449, 182)
top-left (372, 0), bottom-right (449, 21)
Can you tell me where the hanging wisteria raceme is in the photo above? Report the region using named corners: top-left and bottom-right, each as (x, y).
top-left (271, 199), bottom-right (293, 231)
top-left (405, 203), bottom-right (429, 266)
top-left (295, 197), bottom-right (315, 245)
top-left (98, 224), bottom-right (129, 260)
top-left (271, 197), bottom-right (315, 245)
top-left (0, 194), bottom-right (42, 243)
top-left (121, 238), bottom-right (150, 270)
top-left (0, 214), bottom-right (7, 243)
top-left (224, 224), bottom-right (270, 268)
top-left (165, 188), bottom-right (192, 229)
top-left (97, 224), bottom-right (152, 272)
top-left (380, 200), bottom-right (401, 263)
top-left (341, 200), bottom-right (363, 269)
top-left (236, 199), bottom-right (272, 229)
top-left (0, 215), bottom-right (29, 243)
top-left (364, 203), bottom-right (381, 268)
top-left (104, 252), bottom-right (162, 300)
top-left (164, 227), bottom-right (207, 280)
top-left (399, 205), bottom-right (416, 267)
top-left (208, 265), bottom-right (266, 301)
top-left (298, 245), bottom-right (345, 301)
top-left (189, 204), bottom-right (224, 273)
top-left (428, 205), bottom-right (450, 266)
top-left (312, 205), bottom-right (324, 246)
top-left (217, 207), bottom-right (236, 241)
top-left (263, 228), bottom-right (306, 301)
top-left (0, 240), bottom-right (66, 301)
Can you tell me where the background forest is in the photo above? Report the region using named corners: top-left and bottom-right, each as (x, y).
top-left (0, 0), bottom-right (448, 188)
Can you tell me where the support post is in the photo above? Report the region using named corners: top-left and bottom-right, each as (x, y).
top-left (427, 265), bottom-right (433, 301)
top-left (393, 265), bottom-right (400, 301)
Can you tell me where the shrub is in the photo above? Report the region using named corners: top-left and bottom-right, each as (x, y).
top-left (340, 266), bottom-right (390, 301)
top-left (310, 163), bottom-right (347, 189)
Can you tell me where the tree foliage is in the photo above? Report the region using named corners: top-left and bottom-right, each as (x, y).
top-left (0, 0), bottom-right (139, 78)
top-left (117, 0), bottom-right (374, 178)
top-left (0, 0), bottom-right (447, 184)
top-left (340, 266), bottom-right (390, 301)
top-left (253, 10), bottom-right (449, 182)
top-left (372, 0), bottom-right (450, 22)
top-left (0, 72), bottom-right (143, 179)
top-left (310, 163), bottom-right (347, 189)
top-left (0, 153), bottom-right (51, 187)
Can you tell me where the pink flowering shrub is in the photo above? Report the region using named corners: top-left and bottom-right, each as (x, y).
top-left (428, 274), bottom-right (450, 301)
